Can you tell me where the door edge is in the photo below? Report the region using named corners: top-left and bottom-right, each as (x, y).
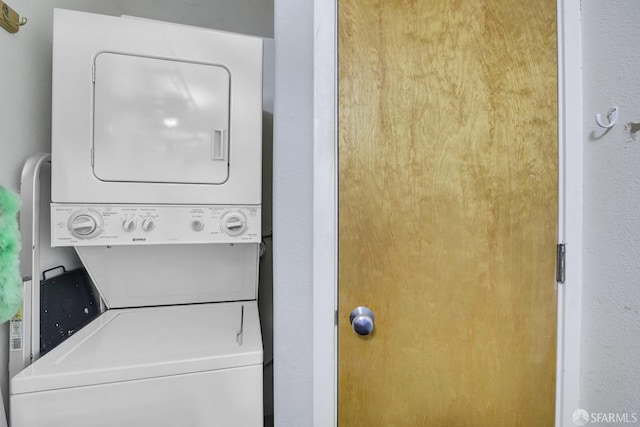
top-left (555, 1), bottom-right (584, 426)
top-left (312, 1), bottom-right (338, 426)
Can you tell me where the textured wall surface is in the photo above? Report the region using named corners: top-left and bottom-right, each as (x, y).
top-left (581, 0), bottom-right (640, 414)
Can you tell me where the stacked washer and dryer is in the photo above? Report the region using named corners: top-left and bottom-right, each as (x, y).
top-left (10, 9), bottom-right (265, 426)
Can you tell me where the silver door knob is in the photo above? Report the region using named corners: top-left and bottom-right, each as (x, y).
top-left (349, 306), bottom-right (375, 336)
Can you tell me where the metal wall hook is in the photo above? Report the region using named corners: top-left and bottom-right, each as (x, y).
top-left (3, 5), bottom-right (26, 25)
top-left (0, 1), bottom-right (27, 33)
top-left (595, 106), bottom-right (618, 129)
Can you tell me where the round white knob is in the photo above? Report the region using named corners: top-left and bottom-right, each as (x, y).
top-left (141, 216), bottom-right (155, 231)
top-left (191, 219), bottom-right (204, 231)
top-left (68, 210), bottom-right (103, 239)
top-left (221, 212), bottom-right (247, 236)
top-left (70, 215), bottom-right (97, 236)
top-left (122, 218), bottom-right (137, 232)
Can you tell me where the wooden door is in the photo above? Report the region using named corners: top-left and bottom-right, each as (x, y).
top-left (338, 1), bottom-right (558, 426)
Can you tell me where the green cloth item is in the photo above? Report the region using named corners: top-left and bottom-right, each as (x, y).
top-left (0, 186), bottom-right (21, 323)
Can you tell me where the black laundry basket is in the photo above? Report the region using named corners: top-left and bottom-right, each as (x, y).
top-left (40, 266), bottom-right (100, 355)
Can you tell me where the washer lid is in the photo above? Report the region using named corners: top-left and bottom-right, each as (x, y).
top-left (11, 302), bottom-right (262, 395)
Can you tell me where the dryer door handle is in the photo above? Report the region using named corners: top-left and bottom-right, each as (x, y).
top-left (211, 129), bottom-right (227, 161)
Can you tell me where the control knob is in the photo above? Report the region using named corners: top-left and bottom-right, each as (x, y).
top-left (68, 210), bottom-right (103, 239)
top-left (141, 216), bottom-right (155, 231)
top-left (221, 211), bottom-right (247, 236)
top-left (122, 217), bottom-right (137, 232)
top-left (191, 219), bottom-right (204, 231)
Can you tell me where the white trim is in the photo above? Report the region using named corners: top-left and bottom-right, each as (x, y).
top-left (311, 1), bottom-right (583, 426)
top-left (312, 0), bottom-right (338, 426)
top-left (555, 1), bottom-right (583, 426)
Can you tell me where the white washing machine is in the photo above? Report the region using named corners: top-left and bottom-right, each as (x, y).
top-left (10, 9), bottom-right (264, 427)
top-left (11, 303), bottom-right (263, 426)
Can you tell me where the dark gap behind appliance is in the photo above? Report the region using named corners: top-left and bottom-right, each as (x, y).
top-left (40, 266), bottom-right (100, 355)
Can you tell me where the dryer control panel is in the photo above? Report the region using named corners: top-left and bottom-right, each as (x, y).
top-left (51, 204), bottom-right (261, 247)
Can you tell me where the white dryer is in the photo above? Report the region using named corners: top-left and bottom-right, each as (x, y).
top-left (50, 10), bottom-right (262, 207)
top-left (10, 9), bottom-right (265, 427)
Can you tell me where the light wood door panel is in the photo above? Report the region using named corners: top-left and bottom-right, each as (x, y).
top-left (338, 1), bottom-right (557, 426)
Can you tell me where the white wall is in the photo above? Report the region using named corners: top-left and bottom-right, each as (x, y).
top-left (580, 1), bottom-right (640, 414)
top-left (0, 1), bottom-right (124, 417)
top-left (115, 0), bottom-right (273, 38)
top-left (273, 0), bottom-right (314, 425)
top-left (0, 1), bottom-right (273, 422)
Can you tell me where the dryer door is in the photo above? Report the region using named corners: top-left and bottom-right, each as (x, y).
top-left (93, 53), bottom-right (230, 185)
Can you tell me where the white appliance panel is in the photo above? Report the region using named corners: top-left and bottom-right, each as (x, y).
top-left (76, 244), bottom-right (259, 308)
top-left (93, 53), bottom-right (231, 185)
top-left (11, 302), bottom-right (262, 394)
top-left (51, 9), bottom-right (262, 205)
top-left (11, 365), bottom-right (263, 427)
top-left (51, 204), bottom-right (261, 247)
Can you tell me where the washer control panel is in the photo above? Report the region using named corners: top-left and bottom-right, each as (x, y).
top-left (51, 204), bottom-right (261, 247)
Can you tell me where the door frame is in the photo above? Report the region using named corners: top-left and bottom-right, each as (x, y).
top-left (311, 1), bottom-right (583, 426)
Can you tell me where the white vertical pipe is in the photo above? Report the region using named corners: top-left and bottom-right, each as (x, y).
top-left (312, 0), bottom-right (338, 426)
